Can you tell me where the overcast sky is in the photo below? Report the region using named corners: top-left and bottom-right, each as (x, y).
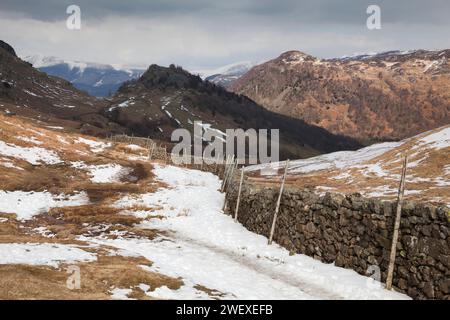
top-left (1, 0), bottom-right (449, 70)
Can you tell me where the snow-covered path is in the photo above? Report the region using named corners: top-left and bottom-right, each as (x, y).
top-left (84, 164), bottom-right (410, 300)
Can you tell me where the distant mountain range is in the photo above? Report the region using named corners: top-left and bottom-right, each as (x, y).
top-left (231, 49), bottom-right (450, 142)
top-left (23, 55), bottom-right (145, 97)
top-left (22, 56), bottom-right (255, 96)
top-left (192, 61), bottom-right (256, 88)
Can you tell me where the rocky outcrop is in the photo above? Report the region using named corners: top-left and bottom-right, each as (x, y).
top-left (0, 40), bottom-right (17, 57)
top-left (226, 184), bottom-right (450, 299)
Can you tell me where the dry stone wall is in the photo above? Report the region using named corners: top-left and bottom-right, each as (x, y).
top-left (226, 184), bottom-right (450, 300)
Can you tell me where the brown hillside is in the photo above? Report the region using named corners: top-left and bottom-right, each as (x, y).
top-left (231, 50), bottom-right (450, 142)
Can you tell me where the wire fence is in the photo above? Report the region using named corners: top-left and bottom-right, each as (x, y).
top-left (107, 134), bottom-right (228, 177)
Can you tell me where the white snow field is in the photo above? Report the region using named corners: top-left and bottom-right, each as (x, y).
top-left (244, 125), bottom-right (450, 206)
top-left (246, 141), bottom-right (403, 175)
top-left (0, 190), bottom-right (89, 220)
top-left (0, 140), bottom-right (61, 165)
top-left (247, 125), bottom-right (450, 176)
top-left (75, 137), bottom-right (111, 153)
top-left (71, 162), bottom-right (130, 183)
top-left (83, 165), bottom-right (409, 300)
top-left (0, 243), bottom-right (96, 267)
top-left (415, 126), bottom-right (450, 150)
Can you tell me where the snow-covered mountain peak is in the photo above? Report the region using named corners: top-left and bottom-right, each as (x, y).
top-left (23, 54), bottom-right (113, 73)
top-left (21, 55), bottom-right (145, 97)
top-left (191, 61), bottom-right (257, 88)
top-left (193, 61), bottom-right (256, 79)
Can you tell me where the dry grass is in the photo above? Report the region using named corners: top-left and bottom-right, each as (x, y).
top-left (26, 204), bottom-right (161, 241)
top-left (83, 183), bottom-right (141, 203)
top-left (48, 205), bottom-right (139, 225)
top-left (194, 284), bottom-right (227, 300)
top-left (0, 255), bottom-right (183, 300)
top-left (0, 164), bottom-right (87, 192)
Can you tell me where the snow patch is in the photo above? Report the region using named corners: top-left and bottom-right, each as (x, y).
top-left (110, 288), bottom-right (134, 300)
top-left (416, 127), bottom-right (450, 150)
top-left (0, 191), bottom-right (89, 220)
top-left (108, 98), bottom-right (136, 112)
top-left (0, 243), bottom-right (96, 267)
top-left (75, 137), bottom-right (111, 153)
top-left (23, 89), bottom-right (42, 98)
top-left (147, 284), bottom-right (212, 300)
top-left (126, 144), bottom-right (145, 151)
top-left (32, 226), bottom-right (56, 238)
top-left (0, 159), bottom-right (23, 170)
top-left (248, 141), bottom-right (402, 175)
top-left (16, 136), bottom-right (43, 145)
top-left (71, 162), bottom-right (130, 183)
top-left (0, 140), bottom-right (61, 165)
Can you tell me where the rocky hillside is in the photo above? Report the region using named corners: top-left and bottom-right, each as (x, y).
top-left (0, 41), bottom-right (127, 136)
top-left (0, 40), bottom-right (17, 57)
top-left (231, 50), bottom-right (450, 142)
top-left (1, 46), bottom-right (98, 117)
top-left (103, 64), bottom-right (361, 160)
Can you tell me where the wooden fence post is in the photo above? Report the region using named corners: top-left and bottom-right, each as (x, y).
top-left (227, 160), bottom-right (237, 193)
top-left (223, 159), bottom-right (237, 211)
top-left (223, 155), bottom-right (235, 193)
top-left (224, 155), bottom-right (230, 179)
top-left (234, 167), bottom-right (245, 221)
top-left (148, 143), bottom-right (154, 161)
top-left (221, 155), bottom-right (231, 191)
top-left (214, 156), bottom-right (219, 175)
top-left (224, 155), bottom-right (231, 179)
top-left (220, 156), bottom-right (226, 187)
top-left (386, 155), bottom-right (408, 290)
top-left (268, 160), bottom-right (290, 245)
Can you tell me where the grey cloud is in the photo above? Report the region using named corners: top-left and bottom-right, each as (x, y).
top-left (1, 0), bottom-right (450, 25)
top-left (0, 0), bottom-right (213, 21)
top-left (0, 0), bottom-right (449, 69)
